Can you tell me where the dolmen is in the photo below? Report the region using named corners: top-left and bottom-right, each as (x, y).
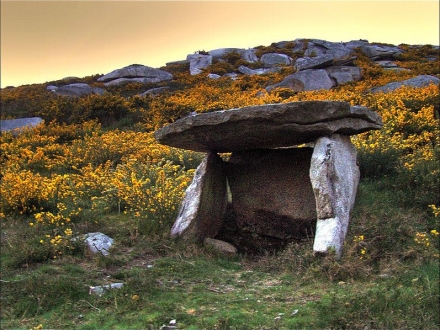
top-left (154, 101), bottom-right (382, 258)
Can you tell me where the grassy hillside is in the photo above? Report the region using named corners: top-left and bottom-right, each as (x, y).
top-left (0, 41), bottom-right (439, 329)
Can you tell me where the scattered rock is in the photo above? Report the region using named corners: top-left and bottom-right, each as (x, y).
top-left (360, 44), bottom-right (403, 60)
top-left (84, 232), bottom-right (114, 256)
top-left (139, 86), bottom-right (170, 97)
top-left (188, 54), bottom-right (212, 75)
top-left (204, 238), bottom-right (237, 255)
top-left (344, 39), bottom-right (370, 49)
top-left (265, 76), bottom-right (305, 93)
top-left (223, 73), bottom-right (239, 80)
top-left (103, 77), bottom-right (148, 86)
top-left (374, 60), bottom-right (398, 68)
top-left (207, 73), bottom-right (221, 79)
top-left (166, 59), bottom-right (189, 66)
top-left (46, 85), bottom-right (58, 91)
top-left (53, 83), bottom-right (105, 97)
top-left (283, 69), bottom-right (334, 91)
top-left (89, 283), bottom-right (124, 296)
top-left (294, 54), bottom-right (334, 71)
top-left (0, 117), bottom-right (43, 133)
top-left (260, 53), bottom-right (292, 67)
top-left (369, 75), bottom-right (439, 94)
top-left (300, 39), bottom-right (357, 66)
top-left (325, 66), bottom-right (362, 85)
top-left (97, 64), bottom-right (173, 84)
top-left (238, 65), bottom-right (283, 75)
top-left (208, 48), bottom-right (244, 60)
top-left (241, 49), bottom-right (259, 63)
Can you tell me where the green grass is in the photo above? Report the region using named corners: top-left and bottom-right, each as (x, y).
top-left (1, 180), bottom-right (439, 330)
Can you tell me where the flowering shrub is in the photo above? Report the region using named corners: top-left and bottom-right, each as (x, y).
top-left (0, 121), bottom-right (200, 259)
top-left (108, 159), bottom-right (194, 233)
top-left (352, 235), bottom-right (368, 260)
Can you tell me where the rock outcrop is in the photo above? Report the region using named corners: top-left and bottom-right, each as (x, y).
top-left (260, 53), bottom-right (293, 67)
top-left (359, 44), bottom-right (403, 60)
top-left (188, 54), bottom-right (212, 75)
top-left (0, 117), bottom-right (43, 133)
top-left (51, 83), bottom-right (105, 97)
top-left (325, 66), bottom-right (362, 85)
top-left (369, 75), bottom-right (439, 94)
top-left (238, 66), bottom-right (282, 76)
top-left (139, 86), bottom-right (170, 96)
top-left (97, 64), bottom-right (173, 86)
top-left (155, 101), bottom-right (383, 258)
top-left (294, 54), bottom-right (334, 71)
top-left (170, 38), bottom-right (431, 94)
top-left (37, 38), bottom-right (434, 99)
top-left (286, 69), bottom-right (335, 91)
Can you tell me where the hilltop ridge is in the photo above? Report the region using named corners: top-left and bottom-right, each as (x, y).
top-left (1, 37), bottom-right (438, 128)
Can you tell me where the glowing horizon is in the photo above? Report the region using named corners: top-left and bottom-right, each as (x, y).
top-left (1, 1), bottom-right (439, 88)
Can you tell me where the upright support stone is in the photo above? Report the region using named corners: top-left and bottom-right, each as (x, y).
top-left (310, 134), bottom-right (360, 258)
top-left (170, 152), bottom-right (227, 240)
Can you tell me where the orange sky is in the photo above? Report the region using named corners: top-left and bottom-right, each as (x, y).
top-left (1, 1), bottom-right (439, 88)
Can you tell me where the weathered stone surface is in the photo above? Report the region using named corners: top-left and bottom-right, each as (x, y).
top-left (207, 73), bottom-right (221, 79)
top-left (103, 77), bottom-right (147, 87)
top-left (281, 70), bottom-right (334, 91)
top-left (170, 152), bottom-right (227, 240)
top-left (310, 134), bottom-right (359, 258)
top-left (0, 117), bottom-right (43, 133)
top-left (300, 39), bottom-right (357, 66)
top-left (238, 65), bottom-right (282, 75)
top-left (369, 75), bottom-right (439, 94)
top-left (241, 49), bottom-right (259, 63)
top-left (294, 54), bottom-right (334, 71)
top-left (166, 59), bottom-right (189, 66)
top-left (344, 39), bottom-right (369, 49)
top-left (223, 73), bottom-right (239, 80)
top-left (208, 48), bottom-right (244, 60)
top-left (46, 85), bottom-right (58, 91)
top-left (265, 76), bottom-right (305, 93)
top-left (325, 66), bottom-right (362, 85)
top-left (204, 238), bottom-right (237, 255)
top-left (374, 60), bottom-right (398, 68)
top-left (53, 83), bottom-right (105, 97)
top-left (226, 148), bottom-right (317, 240)
top-left (188, 54), bottom-right (212, 75)
top-left (155, 101), bottom-right (383, 153)
top-left (260, 53), bottom-right (292, 67)
top-left (360, 44), bottom-right (402, 60)
top-left (84, 232), bottom-right (114, 256)
top-left (98, 64), bottom-right (173, 83)
top-left (139, 86), bottom-right (170, 97)
top-left (226, 148), bottom-right (316, 239)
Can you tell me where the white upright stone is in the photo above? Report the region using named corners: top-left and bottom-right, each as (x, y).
top-left (310, 134), bottom-right (360, 258)
top-left (170, 152), bottom-right (227, 240)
